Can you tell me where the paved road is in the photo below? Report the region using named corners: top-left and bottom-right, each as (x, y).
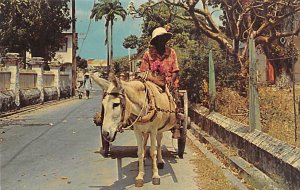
top-left (1, 85), bottom-right (199, 190)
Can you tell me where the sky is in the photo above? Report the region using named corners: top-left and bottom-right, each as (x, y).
top-left (76, 0), bottom-right (146, 60)
top-left (75, 0), bottom-right (222, 60)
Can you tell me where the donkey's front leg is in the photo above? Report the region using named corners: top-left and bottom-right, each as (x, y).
top-left (150, 131), bottom-right (160, 185)
top-left (134, 130), bottom-right (145, 187)
top-left (157, 132), bottom-right (164, 169)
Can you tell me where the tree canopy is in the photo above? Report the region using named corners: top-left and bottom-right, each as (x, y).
top-left (128, 1), bottom-right (238, 102)
top-left (76, 56), bottom-right (87, 69)
top-left (90, 0), bottom-right (127, 71)
top-left (123, 35), bottom-right (139, 49)
top-left (164, 0), bottom-right (300, 71)
top-left (0, 0), bottom-right (72, 59)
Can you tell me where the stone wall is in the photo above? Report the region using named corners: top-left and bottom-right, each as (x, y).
top-left (0, 90), bottom-right (16, 113)
top-left (0, 54), bottom-right (73, 113)
top-left (60, 86), bottom-right (71, 99)
top-left (189, 105), bottom-right (300, 189)
top-left (19, 88), bottom-right (41, 107)
top-left (44, 87), bottom-right (58, 102)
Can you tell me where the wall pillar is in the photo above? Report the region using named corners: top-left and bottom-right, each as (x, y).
top-left (3, 53), bottom-right (21, 107)
top-left (49, 61), bottom-right (61, 99)
top-left (30, 57), bottom-right (44, 103)
top-left (64, 63), bottom-right (73, 96)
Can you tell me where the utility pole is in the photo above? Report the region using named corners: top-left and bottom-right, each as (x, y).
top-left (209, 50), bottom-right (216, 112)
top-left (249, 37), bottom-right (262, 132)
top-left (72, 0), bottom-right (77, 96)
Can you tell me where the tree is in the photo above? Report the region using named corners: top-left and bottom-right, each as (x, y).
top-left (123, 34), bottom-right (138, 62)
top-left (164, 0), bottom-right (300, 84)
top-left (0, 0), bottom-right (72, 60)
top-left (131, 0), bottom-right (300, 89)
top-left (76, 56), bottom-right (87, 69)
top-left (90, 0), bottom-right (127, 73)
top-left (128, 1), bottom-right (236, 102)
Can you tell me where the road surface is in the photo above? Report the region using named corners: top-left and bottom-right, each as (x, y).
top-left (1, 85), bottom-right (200, 190)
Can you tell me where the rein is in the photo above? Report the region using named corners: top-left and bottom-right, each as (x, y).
top-left (102, 82), bottom-right (149, 133)
top-left (103, 72), bottom-right (176, 133)
top-left (119, 84), bottom-right (148, 131)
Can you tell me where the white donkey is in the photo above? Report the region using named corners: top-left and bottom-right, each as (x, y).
top-left (92, 73), bottom-right (178, 187)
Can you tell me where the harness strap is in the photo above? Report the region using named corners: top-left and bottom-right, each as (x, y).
top-left (137, 82), bottom-right (158, 123)
top-left (118, 82), bottom-right (149, 131)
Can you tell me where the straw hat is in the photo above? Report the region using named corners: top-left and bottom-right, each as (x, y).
top-left (150, 27), bottom-right (172, 45)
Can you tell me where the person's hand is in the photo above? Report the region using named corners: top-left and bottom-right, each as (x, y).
top-left (168, 83), bottom-right (174, 91)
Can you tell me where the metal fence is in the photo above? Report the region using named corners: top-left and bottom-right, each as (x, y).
top-left (0, 72), bottom-right (11, 91)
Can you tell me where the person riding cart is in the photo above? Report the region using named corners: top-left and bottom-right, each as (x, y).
top-left (139, 27), bottom-right (181, 139)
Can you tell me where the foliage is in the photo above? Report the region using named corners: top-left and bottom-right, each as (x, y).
top-left (113, 56), bottom-right (130, 74)
top-left (0, 0), bottom-right (72, 59)
top-left (163, 0), bottom-right (300, 76)
top-left (129, 1), bottom-right (239, 102)
top-left (76, 56), bottom-right (87, 69)
top-left (91, 0), bottom-right (127, 45)
top-left (123, 35), bottom-right (138, 49)
top-left (90, 0), bottom-right (127, 71)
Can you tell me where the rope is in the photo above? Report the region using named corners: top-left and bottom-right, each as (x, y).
top-left (121, 73), bottom-right (149, 130)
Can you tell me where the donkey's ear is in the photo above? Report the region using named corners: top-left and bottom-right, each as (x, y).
top-left (109, 72), bottom-right (121, 89)
top-left (91, 74), bottom-right (110, 91)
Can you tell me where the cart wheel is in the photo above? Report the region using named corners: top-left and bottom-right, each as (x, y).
top-left (178, 90), bottom-right (188, 159)
top-left (177, 128), bottom-right (186, 159)
top-left (100, 127), bottom-right (109, 156)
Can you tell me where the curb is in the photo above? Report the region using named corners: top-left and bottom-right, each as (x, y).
top-left (189, 122), bottom-right (285, 190)
top-left (0, 97), bottom-right (77, 118)
top-left (187, 130), bottom-right (249, 190)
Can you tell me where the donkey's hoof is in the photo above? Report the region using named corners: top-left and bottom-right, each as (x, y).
top-left (135, 179), bottom-right (144, 187)
top-left (157, 162), bottom-right (164, 169)
top-left (152, 178), bottom-right (160, 185)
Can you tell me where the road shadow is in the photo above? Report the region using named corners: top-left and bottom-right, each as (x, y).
top-left (90, 145), bottom-right (179, 189)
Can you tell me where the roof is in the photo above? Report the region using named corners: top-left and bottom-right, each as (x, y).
top-left (87, 59), bottom-right (107, 67)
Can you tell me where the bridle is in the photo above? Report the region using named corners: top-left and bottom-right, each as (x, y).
top-left (101, 77), bottom-right (177, 135)
top-left (102, 84), bottom-right (149, 133)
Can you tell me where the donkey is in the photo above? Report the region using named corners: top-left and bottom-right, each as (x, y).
top-left (92, 73), bottom-right (177, 187)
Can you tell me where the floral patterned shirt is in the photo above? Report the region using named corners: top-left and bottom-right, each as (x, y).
top-left (140, 46), bottom-right (179, 84)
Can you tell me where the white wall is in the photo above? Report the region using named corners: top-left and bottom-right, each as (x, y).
top-left (54, 34), bottom-right (73, 64)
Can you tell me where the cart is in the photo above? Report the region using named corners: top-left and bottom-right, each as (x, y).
top-left (94, 90), bottom-right (190, 158)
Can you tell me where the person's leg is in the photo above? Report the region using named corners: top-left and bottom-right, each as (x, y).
top-left (86, 90), bottom-right (90, 99)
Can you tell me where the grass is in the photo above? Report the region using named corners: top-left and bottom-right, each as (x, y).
top-left (215, 86), bottom-right (300, 147)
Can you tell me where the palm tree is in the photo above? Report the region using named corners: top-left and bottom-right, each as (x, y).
top-left (90, 0), bottom-right (126, 73)
top-left (123, 35), bottom-right (138, 61)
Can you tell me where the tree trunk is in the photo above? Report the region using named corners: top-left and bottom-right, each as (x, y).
top-left (110, 20), bottom-right (113, 73)
top-left (106, 21), bottom-right (110, 76)
top-left (240, 62), bottom-right (249, 96)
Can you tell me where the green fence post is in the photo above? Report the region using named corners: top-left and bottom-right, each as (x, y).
top-left (209, 49), bottom-right (216, 112)
top-left (249, 37), bottom-right (262, 131)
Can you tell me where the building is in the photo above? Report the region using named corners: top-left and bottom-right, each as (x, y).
top-left (256, 12), bottom-right (300, 84)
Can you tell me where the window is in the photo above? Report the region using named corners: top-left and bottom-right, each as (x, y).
top-left (58, 38), bottom-right (68, 52)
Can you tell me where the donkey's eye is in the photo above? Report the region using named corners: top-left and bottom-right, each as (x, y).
top-left (113, 103), bottom-right (120, 108)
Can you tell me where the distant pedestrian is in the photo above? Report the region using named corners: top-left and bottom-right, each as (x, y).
top-left (83, 74), bottom-right (92, 99)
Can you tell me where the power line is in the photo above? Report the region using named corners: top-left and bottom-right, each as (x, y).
top-left (78, 0), bottom-right (96, 55)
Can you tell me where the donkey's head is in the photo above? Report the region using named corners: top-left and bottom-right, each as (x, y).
top-left (92, 73), bottom-right (126, 142)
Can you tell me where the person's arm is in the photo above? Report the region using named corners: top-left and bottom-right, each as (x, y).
top-left (140, 51), bottom-right (150, 72)
top-left (171, 72), bottom-right (178, 83)
top-left (171, 49), bottom-right (179, 84)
